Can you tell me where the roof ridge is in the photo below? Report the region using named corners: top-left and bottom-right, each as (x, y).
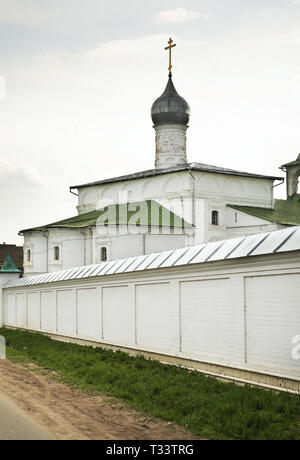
top-left (70, 163), bottom-right (283, 190)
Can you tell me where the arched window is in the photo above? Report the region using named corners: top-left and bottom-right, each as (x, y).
top-left (54, 246), bottom-right (60, 261)
top-left (27, 249), bottom-right (31, 263)
top-left (212, 211), bottom-right (219, 226)
top-left (101, 247), bottom-right (107, 262)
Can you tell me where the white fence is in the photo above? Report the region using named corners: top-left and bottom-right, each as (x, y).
top-left (1, 250), bottom-right (300, 392)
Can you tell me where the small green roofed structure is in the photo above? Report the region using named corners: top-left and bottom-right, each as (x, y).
top-left (0, 254), bottom-right (21, 274)
top-left (228, 194), bottom-right (300, 227)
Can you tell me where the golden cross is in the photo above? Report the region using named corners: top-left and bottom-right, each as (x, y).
top-left (165, 38), bottom-right (176, 75)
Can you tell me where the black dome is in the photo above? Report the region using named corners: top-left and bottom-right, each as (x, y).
top-left (151, 75), bottom-right (190, 126)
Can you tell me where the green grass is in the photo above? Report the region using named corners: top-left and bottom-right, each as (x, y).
top-left (1, 327), bottom-right (300, 440)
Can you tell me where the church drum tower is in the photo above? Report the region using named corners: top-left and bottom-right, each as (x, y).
top-left (151, 39), bottom-right (190, 170)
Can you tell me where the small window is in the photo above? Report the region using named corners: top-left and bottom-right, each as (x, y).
top-left (54, 246), bottom-right (60, 261)
top-left (212, 211), bottom-right (219, 226)
top-left (235, 213), bottom-right (238, 224)
top-left (27, 249), bottom-right (31, 263)
top-left (101, 247), bottom-right (107, 262)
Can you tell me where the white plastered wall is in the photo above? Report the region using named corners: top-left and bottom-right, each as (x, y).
top-left (77, 170), bottom-right (275, 246)
top-left (22, 171), bottom-right (277, 275)
top-left (3, 252), bottom-right (300, 389)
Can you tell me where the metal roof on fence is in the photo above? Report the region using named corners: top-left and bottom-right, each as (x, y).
top-left (4, 226), bottom-right (300, 289)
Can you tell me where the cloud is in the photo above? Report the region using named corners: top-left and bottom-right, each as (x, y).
top-left (77, 34), bottom-right (208, 64)
top-left (0, 158), bottom-right (42, 190)
top-left (0, 0), bottom-right (58, 28)
top-left (156, 8), bottom-right (211, 24)
top-left (82, 34), bottom-right (170, 59)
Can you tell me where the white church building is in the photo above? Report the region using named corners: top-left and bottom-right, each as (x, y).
top-left (20, 41), bottom-right (300, 277)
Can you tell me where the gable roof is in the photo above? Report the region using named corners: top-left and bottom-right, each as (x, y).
top-left (0, 254), bottom-right (21, 274)
top-left (20, 200), bottom-right (192, 233)
top-left (70, 163), bottom-right (283, 191)
top-left (228, 194), bottom-right (300, 226)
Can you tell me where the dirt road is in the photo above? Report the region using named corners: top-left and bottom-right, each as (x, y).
top-left (0, 359), bottom-right (197, 440)
top-left (0, 394), bottom-right (53, 440)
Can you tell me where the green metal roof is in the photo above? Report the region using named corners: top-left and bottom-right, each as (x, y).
top-left (20, 200), bottom-right (192, 233)
top-left (0, 254), bottom-right (21, 274)
top-left (228, 194), bottom-right (300, 226)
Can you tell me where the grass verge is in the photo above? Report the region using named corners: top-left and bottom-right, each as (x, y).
top-left (1, 327), bottom-right (300, 440)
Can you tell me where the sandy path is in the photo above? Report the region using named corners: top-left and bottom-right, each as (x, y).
top-left (0, 359), bottom-right (198, 440)
top-left (0, 394), bottom-right (53, 440)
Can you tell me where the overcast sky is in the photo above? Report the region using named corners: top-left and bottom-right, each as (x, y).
top-left (1, 0), bottom-right (300, 244)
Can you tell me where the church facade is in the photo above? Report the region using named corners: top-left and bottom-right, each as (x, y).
top-left (20, 41), bottom-right (300, 277)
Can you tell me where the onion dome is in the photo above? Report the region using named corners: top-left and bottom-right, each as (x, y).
top-left (151, 75), bottom-right (190, 126)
